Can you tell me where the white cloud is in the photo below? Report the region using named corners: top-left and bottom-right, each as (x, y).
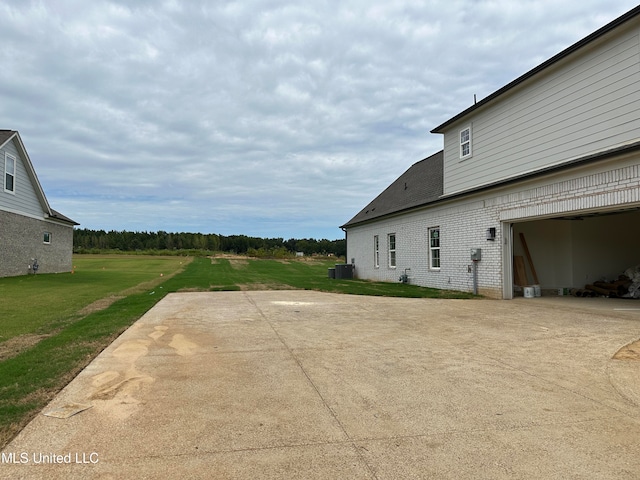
top-left (1, 0), bottom-right (637, 238)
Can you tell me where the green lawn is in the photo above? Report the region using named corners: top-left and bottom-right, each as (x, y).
top-left (203, 257), bottom-right (474, 298)
top-left (0, 254), bottom-right (474, 448)
top-left (0, 255), bottom-right (188, 341)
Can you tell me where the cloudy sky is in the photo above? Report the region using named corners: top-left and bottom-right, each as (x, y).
top-left (2, 1), bottom-right (638, 240)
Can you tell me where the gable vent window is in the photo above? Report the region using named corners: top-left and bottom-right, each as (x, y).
top-left (460, 126), bottom-right (472, 159)
top-left (4, 153), bottom-right (15, 193)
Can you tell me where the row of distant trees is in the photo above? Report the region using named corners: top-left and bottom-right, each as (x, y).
top-left (73, 229), bottom-right (346, 258)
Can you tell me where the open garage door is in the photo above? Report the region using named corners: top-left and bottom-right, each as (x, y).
top-left (507, 208), bottom-right (640, 299)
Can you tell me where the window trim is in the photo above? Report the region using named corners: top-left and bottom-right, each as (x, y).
top-left (428, 227), bottom-right (441, 270)
top-left (4, 153), bottom-right (16, 194)
top-left (459, 125), bottom-right (472, 160)
top-left (43, 232), bottom-right (51, 244)
top-left (374, 235), bottom-right (380, 268)
top-left (388, 233), bottom-right (396, 269)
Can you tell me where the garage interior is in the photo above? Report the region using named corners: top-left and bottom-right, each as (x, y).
top-left (511, 208), bottom-right (640, 298)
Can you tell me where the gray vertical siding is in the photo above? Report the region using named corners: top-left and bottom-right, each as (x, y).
top-left (442, 22), bottom-right (640, 195)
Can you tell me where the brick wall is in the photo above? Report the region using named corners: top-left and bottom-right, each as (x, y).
top-left (346, 157), bottom-right (640, 299)
top-left (0, 210), bottom-right (74, 277)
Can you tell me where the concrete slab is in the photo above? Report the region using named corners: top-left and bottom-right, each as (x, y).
top-left (1, 291), bottom-right (639, 479)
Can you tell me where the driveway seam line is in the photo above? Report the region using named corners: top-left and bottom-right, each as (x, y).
top-left (243, 292), bottom-right (379, 480)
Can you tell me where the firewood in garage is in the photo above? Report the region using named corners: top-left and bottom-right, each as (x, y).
top-left (585, 284), bottom-right (613, 296)
top-left (594, 278), bottom-right (632, 296)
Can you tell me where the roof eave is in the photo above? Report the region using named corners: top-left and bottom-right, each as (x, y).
top-left (49, 209), bottom-right (80, 226)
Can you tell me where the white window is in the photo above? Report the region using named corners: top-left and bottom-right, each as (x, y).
top-left (460, 126), bottom-right (472, 159)
top-left (4, 153), bottom-right (15, 193)
top-left (388, 233), bottom-right (396, 268)
top-left (374, 235), bottom-right (380, 268)
top-left (43, 232), bottom-right (51, 244)
top-left (429, 227), bottom-right (440, 269)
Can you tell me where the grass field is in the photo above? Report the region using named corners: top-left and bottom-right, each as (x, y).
top-left (0, 254), bottom-right (475, 448)
top-left (0, 255), bottom-right (189, 342)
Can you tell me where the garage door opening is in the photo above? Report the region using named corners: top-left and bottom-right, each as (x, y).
top-left (507, 208), bottom-right (640, 299)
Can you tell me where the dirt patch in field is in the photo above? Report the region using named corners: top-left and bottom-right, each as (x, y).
top-left (78, 295), bottom-right (125, 316)
top-left (120, 265), bottom-right (187, 295)
top-left (210, 253), bottom-right (249, 260)
top-left (228, 259), bottom-right (249, 269)
top-left (613, 339), bottom-right (640, 360)
top-left (0, 334), bottom-right (51, 361)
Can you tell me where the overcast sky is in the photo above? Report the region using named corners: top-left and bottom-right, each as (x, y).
top-left (2, 1), bottom-right (637, 240)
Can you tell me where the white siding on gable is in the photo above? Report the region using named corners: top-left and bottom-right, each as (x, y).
top-left (0, 138), bottom-right (45, 218)
top-left (442, 22), bottom-right (640, 195)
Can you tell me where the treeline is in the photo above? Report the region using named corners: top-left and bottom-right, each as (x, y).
top-left (73, 229), bottom-right (346, 257)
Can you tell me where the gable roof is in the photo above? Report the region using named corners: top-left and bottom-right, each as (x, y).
top-left (431, 5), bottom-right (640, 133)
top-left (0, 130), bottom-right (78, 226)
top-left (341, 150), bottom-right (443, 228)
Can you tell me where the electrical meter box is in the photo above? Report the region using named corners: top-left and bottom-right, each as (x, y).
top-left (470, 248), bottom-right (482, 261)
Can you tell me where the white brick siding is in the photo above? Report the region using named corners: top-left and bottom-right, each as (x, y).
top-left (347, 156), bottom-right (640, 298)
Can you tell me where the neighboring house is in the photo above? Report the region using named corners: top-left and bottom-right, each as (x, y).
top-left (342, 6), bottom-right (640, 299)
top-left (0, 130), bottom-right (78, 277)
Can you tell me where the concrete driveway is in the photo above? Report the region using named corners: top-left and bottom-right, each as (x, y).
top-left (1, 291), bottom-right (639, 479)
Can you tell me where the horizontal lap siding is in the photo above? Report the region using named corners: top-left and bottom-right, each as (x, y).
top-left (444, 25), bottom-right (640, 194)
top-left (0, 139), bottom-right (44, 218)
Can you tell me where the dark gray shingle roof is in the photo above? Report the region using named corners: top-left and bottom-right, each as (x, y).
top-left (50, 209), bottom-right (79, 225)
top-left (0, 130), bottom-right (17, 146)
top-left (342, 150), bottom-right (443, 228)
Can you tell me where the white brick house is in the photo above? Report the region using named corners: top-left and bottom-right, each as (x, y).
top-left (341, 6), bottom-right (640, 299)
top-left (0, 130), bottom-right (77, 277)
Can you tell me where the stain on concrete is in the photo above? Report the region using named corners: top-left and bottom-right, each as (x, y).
top-left (613, 339), bottom-right (640, 360)
top-left (148, 325), bottom-right (169, 341)
top-left (169, 334), bottom-right (198, 356)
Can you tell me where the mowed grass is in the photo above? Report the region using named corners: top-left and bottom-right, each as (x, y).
top-left (206, 257), bottom-right (474, 298)
top-left (0, 254), bottom-right (474, 448)
top-left (0, 255), bottom-right (189, 341)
